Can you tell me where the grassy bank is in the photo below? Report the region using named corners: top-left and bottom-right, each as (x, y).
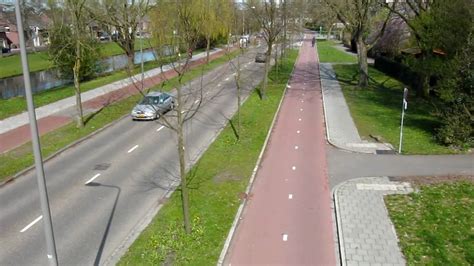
top-left (0, 49), bottom-right (240, 182)
top-left (333, 64), bottom-right (453, 154)
top-left (0, 40), bottom-right (154, 79)
top-left (386, 181), bottom-right (474, 265)
top-left (118, 50), bottom-right (298, 265)
top-left (317, 40), bottom-right (357, 63)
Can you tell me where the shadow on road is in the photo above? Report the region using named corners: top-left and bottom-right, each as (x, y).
top-left (85, 182), bottom-right (120, 266)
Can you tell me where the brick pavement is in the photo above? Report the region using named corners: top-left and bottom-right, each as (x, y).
top-left (334, 177), bottom-right (413, 266)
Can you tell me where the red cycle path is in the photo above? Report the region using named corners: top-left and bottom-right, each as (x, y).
top-left (0, 49), bottom-right (233, 154)
top-left (224, 36), bottom-right (336, 265)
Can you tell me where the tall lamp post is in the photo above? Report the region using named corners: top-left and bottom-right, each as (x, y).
top-left (14, 1), bottom-right (58, 265)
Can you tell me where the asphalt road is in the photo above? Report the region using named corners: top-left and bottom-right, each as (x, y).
top-left (0, 46), bottom-right (266, 265)
top-left (327, 146), bottom-right (474, 188)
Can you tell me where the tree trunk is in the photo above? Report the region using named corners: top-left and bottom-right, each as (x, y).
top-left (356, 35), bottom-right (369, 88)
top-left (127, 51), bottom-right (135, 72)
top-left (261, 42), bottom-right (273, 100)
top-left (416, 74), bottom-right (430, 98)
top-left (236, 53), bottom-right (242, 136)
top-left (206, 36), bottom-right (211, 64)
top-left (176, 86), bottom-right (191, 234)
top-left (327, 24), bottom-right (334, 41)
top-left (74, 42), bottom-right (84, 128)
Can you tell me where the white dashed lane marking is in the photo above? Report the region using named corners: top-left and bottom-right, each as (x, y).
top-left (297, 130), bottom-right (300, 134)
top-left (157, 126), bottom-right (165, 132)
top-left (298, 118), bottom-right (302, 121)
top-left (295, 146), bottom-right (299, 150)
top-left (300, 108), bottom-right (303, 111)
top-left (127, 145), bottom-right (139, 153)
top-left (20, 216), bottom-right (43, 233)
top-left (288, 194), bottom-right (293, 199)
top-left (194, 100), bottom-right (199, 104)
top-left (85, 173), bottom-right (101, 185)
top-left (282, 234), bottom-right (288, 241)
top-left (292, 166), bottom-right (296, 171)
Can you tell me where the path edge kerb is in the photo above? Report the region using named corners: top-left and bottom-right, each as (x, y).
top-left (317, 59), bottom-right (376, 155)
top-left (332, 179), bottom-right (349, 266)
top-left (217, 46), bottom-right (301, 266)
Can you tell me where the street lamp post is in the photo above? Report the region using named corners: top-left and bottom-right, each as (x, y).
top-left (14, 1), bottom-right (58, 265)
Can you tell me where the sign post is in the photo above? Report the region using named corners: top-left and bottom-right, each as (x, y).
top-left (398, 88), bottom-right (408, 154)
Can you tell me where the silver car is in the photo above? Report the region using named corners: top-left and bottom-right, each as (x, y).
top-left (131, 91), bottom-right (175, 120)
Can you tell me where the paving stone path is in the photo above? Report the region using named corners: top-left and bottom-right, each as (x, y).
top-left (334, 177), bottom-right (414, 266)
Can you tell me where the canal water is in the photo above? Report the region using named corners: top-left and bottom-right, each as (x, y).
top-left (0, 48), bottom-right (167, 99)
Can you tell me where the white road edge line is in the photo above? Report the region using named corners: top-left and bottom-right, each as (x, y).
top-left (20, 215), bottom-right (43, 233)
top-left (157, 126), bottom-right (165, 132)
top-left (85, 173), bottom-right (101, 185)
top-left (127, 145), bottom-right (139, 153)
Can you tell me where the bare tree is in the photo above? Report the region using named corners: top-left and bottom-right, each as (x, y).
top-left (248, 0), bottom-right (283, 99)
top-left (90, 0), bottom-right (150, 71)
top-left (324, 0), bottom-right (393, 88)
top-left (49, 0), bottom-right (101, 128)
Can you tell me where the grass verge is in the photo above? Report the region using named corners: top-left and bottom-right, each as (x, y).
top-left (385, 181), bottom-right (474, 265)
top-left (0, 49), bottom-right (241, 182)
top-left (118, 50), bottom-right (298, 265)
top-left (333, 64), bottom-right (453, 154)
top-left (317, 40), bottom-right (357, 63)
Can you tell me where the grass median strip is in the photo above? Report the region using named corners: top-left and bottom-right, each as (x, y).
top-left (385, 180), bottom-right (474, 265)
top-left (317, 40), bottom-right (357, 63)
top-left (118, 50), bottom-right (298, 265)
top-left (0, 49), bottom-right (240, 182)
top-left (333, 64), bottom-right (453, 154)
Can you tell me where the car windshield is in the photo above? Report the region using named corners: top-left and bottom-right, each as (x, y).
top-left (139, 96), bottom-right (161, 105)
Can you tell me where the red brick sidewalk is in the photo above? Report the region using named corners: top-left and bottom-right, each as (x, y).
top-left (0, 49), bottom-right (234, 154)
top-left (223, 36), bottom-right (336, 265)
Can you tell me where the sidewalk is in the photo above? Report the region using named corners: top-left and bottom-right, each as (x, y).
top-left (333, 177), bottom-right (412, 266)
top-left (320, 62), bottom-right (393, 154)
top-left (221, 34), bottom-right (336, 265)
top-left (0, 48), bottom-right (227, 154)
